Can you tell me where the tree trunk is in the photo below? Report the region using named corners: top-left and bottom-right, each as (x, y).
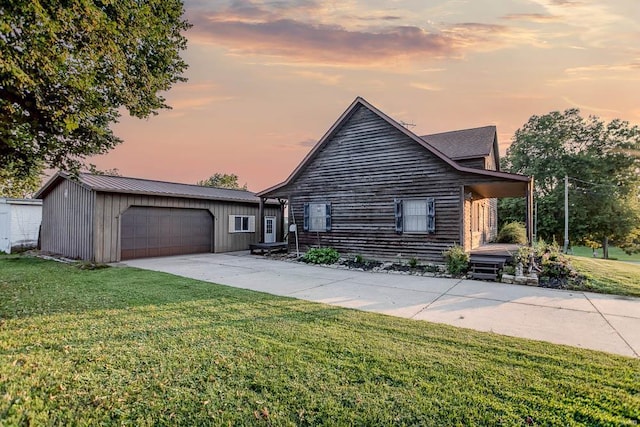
top-left (602, 236), bottom-right (609, 259)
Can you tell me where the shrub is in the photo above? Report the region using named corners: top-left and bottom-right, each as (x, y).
top-left (408, 257), bottom-right (419, 268)
top-left (443, 244), bottom-right (469, 276)
top-left (497, 222), bottom-right (527, 244)
top-left (302, 247), bottom-right (340, 265)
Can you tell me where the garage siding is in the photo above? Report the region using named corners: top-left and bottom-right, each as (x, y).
top-left (41, 180), bottom-right (95, 260)
top-left (93, 192), bottom-right (280, 263)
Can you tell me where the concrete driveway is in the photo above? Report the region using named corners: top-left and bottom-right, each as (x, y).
top-left (122, 252), bottom-right (640, 358)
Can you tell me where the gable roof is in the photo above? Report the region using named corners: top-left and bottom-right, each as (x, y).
top-left (421, 125), bottom-right (497, 161)
top-left (36, 172), bottom-right (270, 204)
top-left (257, 97), bottom-right (528, 197)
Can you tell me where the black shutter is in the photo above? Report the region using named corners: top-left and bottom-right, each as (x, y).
top-left (303, 203), bottom-right (309, 231)
top-left (427, 197), bottom-right (435, 233)
top-left (394, 199), bottom-right (403, 233)
top-left (325, 203), bottom-right (332, 231)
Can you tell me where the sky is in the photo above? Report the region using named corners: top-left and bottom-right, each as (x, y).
top-left (91, 0), bottom-right (640, 192)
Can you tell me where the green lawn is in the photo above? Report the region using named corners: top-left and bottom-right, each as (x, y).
top-left (1, 256), bottom-right (639, 425)
top-left (571, 245), bottom-right (640, 262)
top-left (568, 256), bottom-right (640, 297)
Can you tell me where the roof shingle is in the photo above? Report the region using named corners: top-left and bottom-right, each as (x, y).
top-left (421, 125), bottom-right (496, 160)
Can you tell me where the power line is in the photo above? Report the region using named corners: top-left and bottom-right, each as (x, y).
top-left (566, 176), bottom-right (618, 188)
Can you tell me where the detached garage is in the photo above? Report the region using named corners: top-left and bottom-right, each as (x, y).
top-left (35, 172), bottom-right (282, 263)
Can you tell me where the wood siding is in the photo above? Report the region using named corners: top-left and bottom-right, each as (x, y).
top-left (41, 179), bottom-right (95, 260)
top-left (278, 104), bottom-right (505, 262)
top-left (457, 158), bottom-right (486, 170)
top-left (93, 192), bottom-right (280, 262)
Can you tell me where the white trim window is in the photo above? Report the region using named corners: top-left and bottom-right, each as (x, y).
top-left (228, 215), bottom-right (255, 233)
top-left (394, 198), bottom-right (435, 234)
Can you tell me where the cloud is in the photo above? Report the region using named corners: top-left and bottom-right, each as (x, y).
top-left (548, 61), bottom-right (640, 84)
top-left (501, 13), bottom-right (559, 23)
top-left (186, 1), bottom-right (556, 66)
top-left (189, 15), bottom-right (456, 65)
top-left (292, 70), bottom-right (342, 85)
top-left (410, 82), bottom-right (442, 91)
top-left (562, 97), bottom-right (622, 115)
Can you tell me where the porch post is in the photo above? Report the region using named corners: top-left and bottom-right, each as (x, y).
top-left (526, 178), bottom-right (534, 245)
top-left (258, 197), bottom-right (265, 243)
top-left (278, 198), bottom-right (286, 242)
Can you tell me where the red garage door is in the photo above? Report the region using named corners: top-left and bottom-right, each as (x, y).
top-left (121, 207), bottom-right (213, 260)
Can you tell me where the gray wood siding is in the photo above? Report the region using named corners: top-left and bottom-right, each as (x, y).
top-left (457, 158), bottom-right (486, 170)
top-left (41, 180), bottom-right (95, 260)
top-left (93, 192), bottom-right (279, 262)
top-left (280, 104), bottom-right (506, 262)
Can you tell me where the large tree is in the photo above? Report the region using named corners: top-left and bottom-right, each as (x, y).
top-left (0, 0), bottom-right (190, 177)
top-left (0, 162), bottom-right (42, 198)
top-left (197, 173), bottom-right (247, 190)
top-left (500, 109), bottom-right (640, 257)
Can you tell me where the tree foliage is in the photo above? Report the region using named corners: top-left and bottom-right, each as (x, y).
top-left (197, 173), bottom-right (248, 190)
top-left (500, 109), bottom-right (640, 256)
top-left (85, 164), bottom-right (121, 176)
top-left (0, 162), bottom-right (43, 198)
top-left (0, 0), bottom-right (190, 177)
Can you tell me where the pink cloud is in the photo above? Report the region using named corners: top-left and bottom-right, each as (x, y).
top-left (189, 15), bottom-right (456, 64)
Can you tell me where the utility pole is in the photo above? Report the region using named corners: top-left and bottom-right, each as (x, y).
top-left (563, 175), bottom-right (569, 253)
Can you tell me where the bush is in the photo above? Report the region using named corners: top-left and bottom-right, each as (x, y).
top-left (497, 222), bottom-right (527, 244)
top-left (443, 244), bottom-right (469, 276)
top-left (302, 247), bottom-right (340, 265)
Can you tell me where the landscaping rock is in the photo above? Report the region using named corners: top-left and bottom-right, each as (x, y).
top-left (501, 274), bottom-right (514, 284)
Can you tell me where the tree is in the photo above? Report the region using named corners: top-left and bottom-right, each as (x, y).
top-left (0, 1), bottom-right (190, 177)
top-left (0, 162), bottom-right (43, 198)
top-left (500, 109), bottom-right (640, 257)
top-left (85, 164), bottom-right (122, 176)
top-left (197, 173), bottom-right (248, 190)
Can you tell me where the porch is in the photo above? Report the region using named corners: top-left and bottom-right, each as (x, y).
top-left (463, 176), bottom-right (534, 253)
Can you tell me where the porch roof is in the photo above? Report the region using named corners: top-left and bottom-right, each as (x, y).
top-left (466, 179), bottom-right (531, 199)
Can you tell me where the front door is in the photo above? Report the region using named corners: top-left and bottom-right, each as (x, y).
top-left (264, 216), bottom-right (276, 243)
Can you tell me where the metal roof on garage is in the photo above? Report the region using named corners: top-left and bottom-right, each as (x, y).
top-left (36, 172), bottom-right (277, 204)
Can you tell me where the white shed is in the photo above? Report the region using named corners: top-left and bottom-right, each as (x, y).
top-left (0, 198), bottom-right (43, 254)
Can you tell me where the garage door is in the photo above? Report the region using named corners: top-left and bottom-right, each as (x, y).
top-left (121, 207), bottom-right (213, 260)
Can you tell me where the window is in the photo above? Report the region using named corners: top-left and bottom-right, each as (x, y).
top-left (228, 215), bottom-right (255, 233)
top-left (404, 200), bottom-right (427, 232)
top-left (395, 198), bottom-right (435, 233)
top-left (303, 203), bottom-right (332, 232)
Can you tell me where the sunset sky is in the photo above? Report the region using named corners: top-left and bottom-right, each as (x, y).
top-left (91, 0), bottom-right (640, 192)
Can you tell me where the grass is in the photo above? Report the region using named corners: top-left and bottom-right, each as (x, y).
top-left (570, 245), bottom-right (640, 262)
top-left (568, 256), bottom-right (640, 297)
top-left (1, 256), bottom-right (639, 426)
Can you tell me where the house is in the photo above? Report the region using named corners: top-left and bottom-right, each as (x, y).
top-left (35, 172), bottom-right (282, 263)
top-left (0, 198), bottom-right (42, 253)
top-left (257, 97), bottom-right (533, 262)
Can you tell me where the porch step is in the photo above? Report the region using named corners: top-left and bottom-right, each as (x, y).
top-left (468, 255), bottom-right (508, 281)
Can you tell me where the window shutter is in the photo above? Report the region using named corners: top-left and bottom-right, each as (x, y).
top-left (228, 215), bottom-right (236, 233)
top-left (325, 203), bottom-right (332, 231)
top-left (303, 203), bottom-right (310, 231)
top-left (248, 216), bottom-right (256, 232)
top-left (394, 199), bottom-right (403, 233)
top-left (427, 197), bottom-right (435, 233)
